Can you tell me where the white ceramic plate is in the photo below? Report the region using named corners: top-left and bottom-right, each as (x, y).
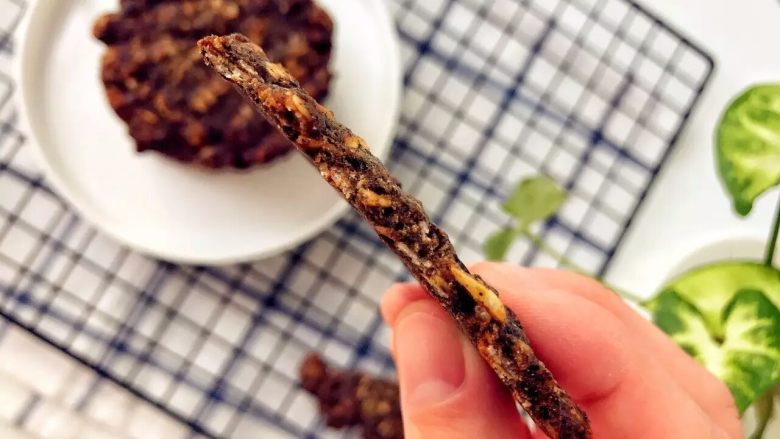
top-left (15, 0), bottom-right (401, 265)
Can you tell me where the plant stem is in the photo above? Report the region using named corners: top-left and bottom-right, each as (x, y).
top-left (749, 387), bottom-right (776, 439)
top-left (764, 196), bottom-right (780, 266)
top-left (521, 230), bottom-right (583, 272)
top-left (520, 230), bottom-right (644, 303)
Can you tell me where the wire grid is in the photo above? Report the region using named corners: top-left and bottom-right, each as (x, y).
top-left (0, 0), bottom-right (713, 437)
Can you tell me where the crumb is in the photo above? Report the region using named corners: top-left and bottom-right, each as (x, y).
top-left (300, 353), bottom-right (403, 439)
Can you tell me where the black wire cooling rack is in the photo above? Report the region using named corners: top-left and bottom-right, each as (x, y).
top-left (0, 0), bottom-right (713, 437)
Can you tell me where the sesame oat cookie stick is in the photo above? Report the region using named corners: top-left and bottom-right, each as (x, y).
top-left (199, 34), bottom-right (591, 439)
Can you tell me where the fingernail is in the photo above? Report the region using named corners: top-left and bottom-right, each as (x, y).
top-left (394, 301), bottom-right (466, 407)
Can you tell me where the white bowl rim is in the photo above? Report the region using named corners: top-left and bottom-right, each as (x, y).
top-left (13, 0), bottom-right (403, 266)
top-left (653, 228), bottom-right (770, 288)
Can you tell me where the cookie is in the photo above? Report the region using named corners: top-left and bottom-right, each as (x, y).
top-left (93, 0), bottom-right (333, 169)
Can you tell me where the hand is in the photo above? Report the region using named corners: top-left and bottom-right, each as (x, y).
top-left (380, 262), bottom-right (742, 439)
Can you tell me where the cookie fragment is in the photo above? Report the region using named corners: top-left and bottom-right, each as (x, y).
top-left (300, 354), bottom-right (403, 439)
top-left (93, 0), bottom-right (333, 169)
top-left (199, 34), bottom-right (592, 439)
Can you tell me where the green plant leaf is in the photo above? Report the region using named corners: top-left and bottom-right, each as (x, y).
top-left (650, 262), bottom-right (780, 335)
top-left (484, 228), bottom-right (516, 261)
top-left (647, 289), bottom-right (721, 361)
top-left (646, 262), bottom-right (780, 412)
top-left (502, 176), bottom-right (566, 228)
top-left (716, 84), bottom-right (780, 216)
top-left (647, 288), bottom-right (780, 412)
top-left (720, 289), bottom-right (780, 411)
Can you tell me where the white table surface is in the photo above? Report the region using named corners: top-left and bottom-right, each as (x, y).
top-left (607, 0), bottom-right (780, 293)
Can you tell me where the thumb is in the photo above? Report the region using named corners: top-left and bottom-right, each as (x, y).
top-left (391, 299), bottom-right (531, 439)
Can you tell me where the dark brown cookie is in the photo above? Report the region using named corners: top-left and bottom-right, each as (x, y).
top-left (300, 354), bottom-right (403, 439)
top-left (199, 34), bottom-right (592, 438)
top-left (93, 0), bottom-right (333, 169)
